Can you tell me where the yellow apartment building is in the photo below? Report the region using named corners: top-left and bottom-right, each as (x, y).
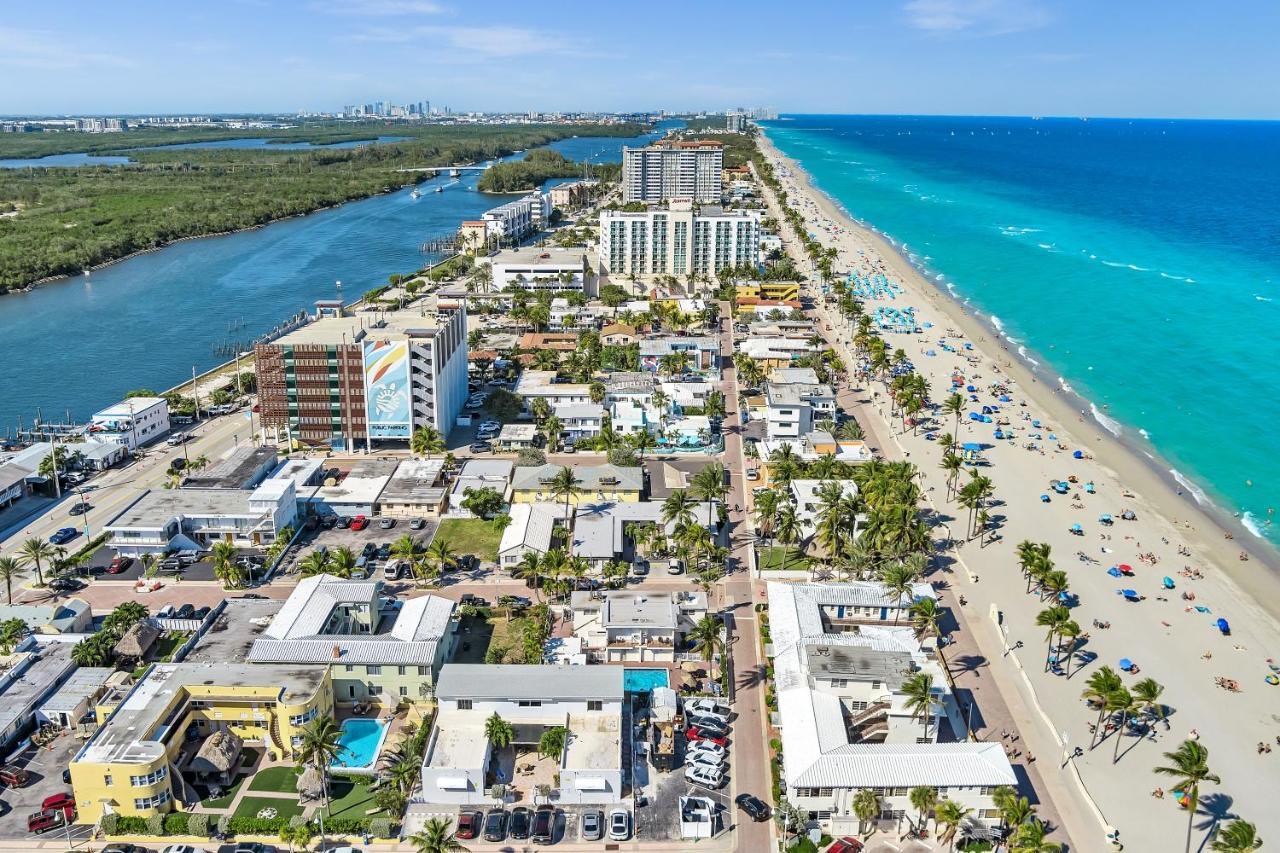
top-left (70, 662), bottom-right (332, 821)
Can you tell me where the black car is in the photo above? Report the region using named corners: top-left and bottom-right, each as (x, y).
top-left (361, 542), bottom-right (378, 558)
top-left (232, 844), bottom-right (277, 853)
top-left (192, 606), bottom-right (211, 620)
top-left (335, 516), bottom-right (352, 529)
top-left (735, 793), bottom-right (771, 822)
top-left (376, 542), bottom-right (392, 560)
top-left (69, 501), bottom-right (91, 515)
top-left (459, 593), bottom-right (488, 607)
top-left (508, 806), bottom-right (531, 839)
top-left (320, 515), bottom-right (338, 529)
top-left (174, 604), bottom-right (195, 619)
top-left (531, 806), bottom-right (555, 844)
top-left (50, 577), bottom-right (84, 592)
top-left (483, 808), bottom-right (508, 842)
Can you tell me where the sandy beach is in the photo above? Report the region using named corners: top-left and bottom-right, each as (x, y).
top-left (757, 128), bottom-right (1280, 850)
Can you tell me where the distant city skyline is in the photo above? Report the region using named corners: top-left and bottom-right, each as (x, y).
top-left (4, 0), bottom-right (1279, 119)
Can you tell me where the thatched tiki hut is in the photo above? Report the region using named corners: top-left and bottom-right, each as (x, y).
top-left (113, 621), bottom-right (160, 662)
top-left (190, 729), bottom-right (243, 785)
top-left (298, 764), bottom-right (324, 804)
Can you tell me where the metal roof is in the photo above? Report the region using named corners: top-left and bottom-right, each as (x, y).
top-left (436, 664), bottom-right (623, 702)
top-left (791, 742), bottom-right (1016, 789)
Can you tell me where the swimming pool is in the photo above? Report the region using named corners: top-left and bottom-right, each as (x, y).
top-left (331, 718), bottom-right (390, 773)
top-left (624, 668), bottom-right (670, 693)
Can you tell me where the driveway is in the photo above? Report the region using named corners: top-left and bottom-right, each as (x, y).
top-left (0, 735), bottom-right (91, 845)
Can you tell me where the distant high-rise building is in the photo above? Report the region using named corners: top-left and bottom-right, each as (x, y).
top-left (622, 141), bottom-right (724, 203)
top-left (726, 111), bottom-right (745, 132)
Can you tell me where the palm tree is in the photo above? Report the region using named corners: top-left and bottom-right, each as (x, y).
top-left (940, 452), bottom-right (964, 500)
top-left (71, 635), bottom-right (111, 666)
top-left (1132, 677), bottom-right (1167, 729)
top-left (411, 426), bottom-right (446, 459)
top-left (512, 551), bottom-right (544, 602)
top-left (1056, 620), bottom-right (1082, 677)
top-left (18, 538), bottom-right (54, 588)
top-left (934, 799), bottom-right (971, 851)
top-left (484, 713), bottom-right (514, 749)
top-left (299, 715), bottom-right (343, 841)
top-left (0, 557), bottom-right (21, 605)
top-left (690, 463), bottom-right (727, 529)
top-left (1082, 667), bottom-right (1124, 748)
top-left (1035, 605), bottom-right (1070, 672)
top-left (661, 489), bottom-right (697, 531)
top-left (628, 429), bottom-right (657, 462)
top-left (409, 817), bottom-right (469, 853)
top-left (1108, 688), bottom-right (1138, 764)
top-left (993, 787), bottom-right (1034, 844)
top-left (211, 540), bottom-right (243, 588)
top-left (943, 392), bottom-right (965, 437)
top-left (1210, 820), bottom-right (1263, 852)
top-left (390, 534), bottom-right (421, 564)
top-left (426, 538), bottom-right (457, 585)
top-left (852, 788), bottom-right (881, 838)
top-left (753, 490), bottom-right (780, 544)
top-left (1011, 818), bottom-right (1061, 853)
top-left (909, 785), bottom-right (938, 835)
top-left (538, 726), bottom-right (567, 760)
top-left (910, 597), bottom-right (946, 663)
top-left (298, 550), bottom-right (331, 577)
top-left (329, 545), bottom-right (357, 578)
top-left (773, 502), bottom-right (802, 573)
top-left (1155, 740), bottom-right (1220, 853)
top-left (901, 672), bottom-right (935, 741)
top-left (687, 615), bottom-right (724, 686)
top-left (0, 618), bottom-right (26, 654)
top-left (548, 466), bottom-right (582, 521)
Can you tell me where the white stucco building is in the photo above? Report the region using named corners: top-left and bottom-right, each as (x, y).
top-left (419, 665), bottom-right (624, 805)
top-left (91, 396), bottom-right (170, 450)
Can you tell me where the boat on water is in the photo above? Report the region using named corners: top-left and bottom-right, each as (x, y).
top-left (409, 188), bottom-right (421, 199)
top-left (434, 186), bottom-right (443, 193)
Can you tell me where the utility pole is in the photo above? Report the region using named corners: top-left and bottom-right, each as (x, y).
top-left (191, 365), bottom-right (201, 421)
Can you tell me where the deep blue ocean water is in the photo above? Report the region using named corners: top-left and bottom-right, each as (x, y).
top-left (764, 115), bottom-right (1280, 549)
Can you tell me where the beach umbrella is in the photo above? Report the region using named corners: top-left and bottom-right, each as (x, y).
top-left (1121, 589), bottom-right (1140, 601)
top-left (999, 394), bottom-right (1012, 402)
top-left (1107, 567), bottom-right (1122, 577)
top-left (1041, 495), bottom-right (1051, 503)
top-left (1119, 658), bottom-right (1134, 671)
top-left (1073, 449), bottom-right (1085, 459)
top-left (1118, 563), bottom-right (1134, 574)
top-left (967, 385), bottom-right (977, 392)
top-left (1162, 576), bottom-right (1175, 589)
top-left (1216, 618), bottom-right (1231, 635)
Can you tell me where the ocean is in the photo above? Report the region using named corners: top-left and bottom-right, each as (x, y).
top-left (763, 115), bottom-right (1280, 550)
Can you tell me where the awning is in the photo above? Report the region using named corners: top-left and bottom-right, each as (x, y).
top-left (437, 777), bottom-right (471, 791)
top-left (574, 777), bottom-right (609, 792)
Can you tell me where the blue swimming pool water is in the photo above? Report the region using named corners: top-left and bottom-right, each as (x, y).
top-left (623, 668), bottom-right (670, 693)
top-left (331, 718), bottom-right (388, 769)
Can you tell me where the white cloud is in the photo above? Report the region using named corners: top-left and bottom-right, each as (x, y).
top-left (0, 27), bottom-right (136, 71)
top-left (351, 24), bottom-right (586, 58)
top-left (903, 0), bottom-right (1051, 36)
top-left (314, 0), bottom-right (446, 15)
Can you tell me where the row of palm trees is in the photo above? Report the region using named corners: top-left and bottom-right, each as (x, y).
top-left (300, 535), bottom-right (459, 587)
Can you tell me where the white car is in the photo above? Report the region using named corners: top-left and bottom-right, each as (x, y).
top-left (685, 698), bottom-right (730, 716)
top-left (608, 808), bottom-right (631, 841)
top-left (684, 764), bottom-right (724, 788)
top-left (161, 846), bottom-right (207, 853)
top-left (686, 750), bottom-right (726, 771)
top-left (686, 741), bottom-right (728, 762)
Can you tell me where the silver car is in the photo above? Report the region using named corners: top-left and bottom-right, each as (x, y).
top-left (581, 808), bottom-right (604, 842)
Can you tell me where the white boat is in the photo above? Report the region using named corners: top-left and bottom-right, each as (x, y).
top-left (410, 188), bottom-right (421, 199)
top-left (434, 186), bottom-right (443, 193)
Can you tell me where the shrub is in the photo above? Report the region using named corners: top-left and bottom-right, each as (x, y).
top-left (324, 816), bottom-right (374, 834)
top-left (187, 812), bottom-right (209, 837)
top-left (607, 447), bottom-right (640, 467)
top-left (288, 814), bottom-right (310, 830)
top-left (146, 813), bottom-right (165, 836)
top-left (113, 815), bottom-right (148, 834)
top-left (769, 737), bottom-right (782, 753)
top-left (515, 448), bottom-right (546, 466)
top-left (216, 815), bottom-right (231, 837)
top-left (228, 815), bottom-right (289, 835)
top-left (101, 813), bottom-right (119, 836)
top-left (369, 817), bottom-right (394, 839)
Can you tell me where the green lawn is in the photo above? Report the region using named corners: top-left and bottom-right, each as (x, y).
top-left (150, 631), bottom-right (191, 663)
top-left (757, 546), bottom-right (809, 571)
top-left (247, 765), bottom-right (299, 794)
top-left (327, 777), bottom-right (380, 820)
top-left (199, 773), bottom-right (248, 809)
top-left (434, 518), bottom-right (502, 562)
top-left (233, 794), bottom-right (305, 822)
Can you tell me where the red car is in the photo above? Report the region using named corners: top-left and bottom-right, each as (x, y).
top-left (686, 726), bottom-right (728, 747)
top-left (828, 837), bottom-right (864, 853)
top-left (107, 555), bottom-right (133, 574)
top-left (42, 793), bottom-right (75, 812)
top-left (455, 810), bottom-right (482, 840)
top-left (349, 515), bottom-right (369, 531)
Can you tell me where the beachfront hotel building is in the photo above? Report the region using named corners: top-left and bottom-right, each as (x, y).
top-left (255, 302), bottom-right (467, 450)
top-left (622, 141), bottom-right (723, 203)
top-left (599, 198), bottom-right (760, 283)
top-left (69, 662), bottom-right (333, 821)
top-left (767, 582), bottom-right (1013, 837)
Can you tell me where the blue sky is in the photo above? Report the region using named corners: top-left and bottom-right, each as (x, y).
top-left (4, 0), bottom-right (1279, 118)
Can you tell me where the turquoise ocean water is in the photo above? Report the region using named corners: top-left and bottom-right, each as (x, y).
top-left (764, 115), bottom-right (1280, 552)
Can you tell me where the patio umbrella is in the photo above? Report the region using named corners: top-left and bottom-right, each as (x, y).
top-left (1119, 658), bottom-right (1134, 671)
top-left (1107, 567), bottom-right (1122, 577)
top-left (1073, 449), bottom-right (1085, 459)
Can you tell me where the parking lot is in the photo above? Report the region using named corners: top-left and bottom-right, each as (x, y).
top-left (0, 735), bottom-right (91, 844)
top-left (296, 517), bottom-right (439, 577)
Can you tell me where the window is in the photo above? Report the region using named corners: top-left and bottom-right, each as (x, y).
top-left (344, 664), bottom-right (354, 672)
top-left (349, 686), bottom-right (357, 698)
top-left (398, 666), bottom-right (407, 676)
top-left (289, 707), bottom-right (318, 727)
top-left (103, 774), bottom-right (113, 786)
top-left (399, 686), bottom-right (408, 697)
top-left (457, 699), bottom-right (473, 710)
top-left (366, 665), bottom-right (382, 675)
top-left (587, 700), bottom-right (603, 712)
top-left (133, 790), bottom-right (171, 810)
top-left (829, 679), bottom-right (847, 688)
top-left (130, 767), bottom-right (168, 787)
top-left (818, 787), bottom-right (834, 797)
top-left (849, 700), bottom-right (868, 711)
top-left (418, 666), bottom-right (430, 676)
top-left (517, 700), bottom-right (542, 707)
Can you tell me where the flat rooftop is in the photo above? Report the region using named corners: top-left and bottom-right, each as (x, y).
top-left (183, 445), bottom-right (278, 490)
top-left (425, 716), bottom-right (489, 769)
top-left (803, 643), bottom-right (913, 690)
top-left (379, 459), bottom-right (446, 504)
top-left (437, 664), bottom-right (622, 702)
top-left (107, 488), bottom-right (258, 530)
top-left (489, 246), bottom-right (587, 267)
top-left (563, 713), bottom-right (621, 771)
top-left (77, 662), bottom-right (328, 766)
top-left (183, 599), bottom-right (284, 663)
top-left (0, 642), bottom-right (75, 735)
top-left (95, 397), bottom-right (165, 416)
top-left (273, 306), bottom-right (447, 346)
top-left (312, 458), bottom-right (398, 505)
top-left (39, 667), bottom-right (115, 715)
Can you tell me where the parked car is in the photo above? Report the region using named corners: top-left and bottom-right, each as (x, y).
top-left (483, 808), bottom-right (508, 842)
top-left (686, 750), bottom-right (725, 771)
top-left (161, 845), bottom-right (204, 853)
top-left (335, 516), bottom-right (352, 529)
top-left (349, 515), bottom-right (369, 531)
top-left (69, 501), bottom-right (91, 515)
top-left (0, 765), bottom-right (30, 787)
top-left (735, 793), bottom-right (771, 822)
top-left (103, 845), bottom-right (150, 853)
top-left (666, 558), bottom-right (685, 575)
top-left (459, 593), bottom-right (488, 607)
top-left (684, 763), bottom-right (724, 789)
top-left (378, 517), bottom-right (395, 529)
top-left (687, 717), bottom-right (729, 736)
top-left (580, 808), bottom-right (604, 842)
top-left (685, 698), bottom-right (730, 716)
top-left (108, 555), bottom-right (133, 574)
top-left (231, 844), bottom-right (277, 853)
top-left (686, 726), bottom-right (728, 747)
top-left (686, 741), bottom-right (727, 763)
top-left (687, 709), bottom-right (729, 727)
top-left (508, 806), bottom-right (531, 840)
top-left (409, 517), bottom-right (426, 531)
top-left (50, 576), bottom-right (84, 592)
top-left (173, 604), bottom-right (195, 619)
top-left (361, 541), bottom-right (377, 557)
top-left (27, 807), bottom-right (70, 834)
top-left (827, 837), bottom-right (865, 853)
top-left (746, 468), bottom-right (760, 481)
top-left (455, 811), bottom-right (482, 840)
top-left (376, 542), bottom-right (392, 560)
top-left (166, 433), bottom-right (187, 446)
top-left (531, 806), bottom-right (555, 844)
top-left (41, 793), bottom-right (75, 812)
top-left (192, 606), bottom-right (210, 620)
top-left (320, 515), bottom-right (338, 529)
top-left (608, 809), bottom-right (631, 841)
top-left (469, 441), bottom-right (493, 453)
top-left (49, 527), bottom-right (78, 545)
